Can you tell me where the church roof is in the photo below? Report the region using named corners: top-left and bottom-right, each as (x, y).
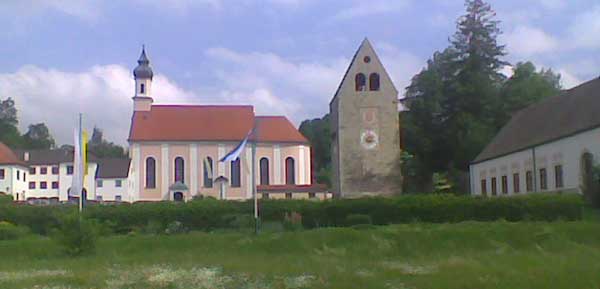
top-left (129, 105), bottom-right (308, 143)
top-left (133, 47), bottom-right (153, 79)
top-left (473, 77), bottom-right (600, 164)
top-left (0, 142), bottom-right (26, 166)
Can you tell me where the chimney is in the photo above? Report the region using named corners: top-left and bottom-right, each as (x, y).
top-left (24, 152), bottom-right (29, 162)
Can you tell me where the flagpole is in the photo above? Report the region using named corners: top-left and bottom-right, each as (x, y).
top-left (78, 113), bottom-right (83, 213)
top-left (252, 140), bottom-right (259, 234)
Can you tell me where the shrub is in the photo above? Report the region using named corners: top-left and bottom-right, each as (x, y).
top-left (165, 221), bottom-right (187, 235)
top-left (222, 214), bottom-right (255, 230)
top-left (53, 214), bottom-right (97, 256)
top-left (345, 214), bottom-right (372, 226)
top-left (283, 212), bottom-right (303, 231)
top-left (0, 221), bottom-right (30, 240)
top-left (144, 219), bottom-right (166, 235)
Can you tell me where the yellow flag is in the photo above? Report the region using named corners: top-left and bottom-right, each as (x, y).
top-left (82, 130), bottom-right (88, 176)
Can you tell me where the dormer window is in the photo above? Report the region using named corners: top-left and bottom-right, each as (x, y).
top-left (140, 83), bottom-right (145, 94)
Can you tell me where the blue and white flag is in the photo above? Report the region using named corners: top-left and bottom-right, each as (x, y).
top-left (220, 131), bottom-right (251, 163)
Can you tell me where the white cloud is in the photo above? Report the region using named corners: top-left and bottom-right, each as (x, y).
top-left (567, 6), bottom-right (600, 50)
top-left (503, 26), bottom-right (558, 56)
top-left (557, 69), bottom-right (582, 89)
top-left (0, 65), bottom-right (195, 146)
top-left (332, 0), bottom-right (411, 21)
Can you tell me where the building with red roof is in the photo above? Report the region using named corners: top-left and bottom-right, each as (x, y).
top-left (126, 48), bottom-right (323, 202)
top-left (0, 142), bottom-right (29, 200)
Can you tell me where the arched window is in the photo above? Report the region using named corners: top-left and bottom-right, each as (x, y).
top-left (260, 157), bottom-right (270, 185)
top-left (174, 157), bottom-right (184, 183)
top-left (285, 157), bottom-right (295, 185)
top-left (231, 158), bottom-right (241, 187)
top-left (140, 83), bottom-right (145, 94)
top-left (355, 73), bottom-right (366, 91)
top-left (146, 157), bottom-right (156, 188)
top-left (203, 157), bottom-right (213, 188)
top-left (369, 73), bottom-right (380, 91)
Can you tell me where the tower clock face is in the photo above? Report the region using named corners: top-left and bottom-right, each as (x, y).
top-left (360, 130), bottom-right (378, 150)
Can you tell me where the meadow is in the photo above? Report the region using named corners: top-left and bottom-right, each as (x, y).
top-left (1, 217), bottom-right (600, 289)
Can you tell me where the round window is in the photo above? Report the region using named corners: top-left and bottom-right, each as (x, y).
top-left (364, 56), bottom-right (371, 63)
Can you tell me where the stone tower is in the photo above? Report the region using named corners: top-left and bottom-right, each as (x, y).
top-left (132, 47), bottom-right (154, 112)
top-left (330, 39), bottom-right (401, 197)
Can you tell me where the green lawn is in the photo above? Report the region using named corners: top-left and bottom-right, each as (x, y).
top-left (1, 220), bottom-right (600, 289)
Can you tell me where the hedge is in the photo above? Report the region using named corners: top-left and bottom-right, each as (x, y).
top-left (0, 194), bottom-right (584, 234)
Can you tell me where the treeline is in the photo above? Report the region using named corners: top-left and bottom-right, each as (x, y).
top-left (0, 97), bottom-right (127, 158)
top-left (300, 0), bottom-right (562, 193)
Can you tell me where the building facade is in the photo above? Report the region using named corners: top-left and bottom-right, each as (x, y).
top-left (126, 48), bottom-right (315, 202)
top-left (330, 39), bottom-right (402, 197)
top-left (470, 78), bottom-right (600, 199)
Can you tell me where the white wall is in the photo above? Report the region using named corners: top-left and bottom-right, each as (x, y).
top-left (471, 127), bottom-right (600, 196)
top-left (58, 162), bottom-right (98, 201)
top-left (0, 165), bottom-right (28, 200)
top-left (95, 178), bottom-right (128, 201)
top-left (26, 165), bottom-right (60, 199)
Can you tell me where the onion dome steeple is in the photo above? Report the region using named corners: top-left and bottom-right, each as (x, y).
top-left (133, 46), bottom-right (154, 80)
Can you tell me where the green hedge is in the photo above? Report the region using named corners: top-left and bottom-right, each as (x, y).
top-left (0, 194), bottom-right (584, 234)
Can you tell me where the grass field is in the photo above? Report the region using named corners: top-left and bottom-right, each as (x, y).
top-left (1, 218), bottom-right (600, 289)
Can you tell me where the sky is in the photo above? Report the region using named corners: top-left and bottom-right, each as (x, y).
top-left (0, 0), bottom-right (598, 146)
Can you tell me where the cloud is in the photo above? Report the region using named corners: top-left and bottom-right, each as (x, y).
top-left (332, 0), bottom-right (411, 21)
top-left (503, 26), bottom-right (558, 56)
top-left (567, 6), bottom-right (600, 50)
top-left (0, 65), bottom-right (195, 146)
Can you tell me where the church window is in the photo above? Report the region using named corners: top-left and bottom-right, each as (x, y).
top-left (540, 168), bottom-right (548, 190)
top-left (231, 158), bottom-right (241, 187)
top-left (0, 169), bottom-right (4, 180)
top-left (555, 165), bottom-right (563, 188)
top-left (491, 177), bottom-right (497, 196)
top-left (501, 176), bottom-right (508, 194)
top-left (140, 83), bottom-right (145, 94)
top-left (260, 157), bottom-right (270, 185)
top-left (363, 56), bottom-right (371, 63)
top-left (146, 157), bottom-right (156, 188)
top-left (526, 171), bottom-right (533, 192)
top-left (481, 179), bottom-right (487, 195)
top-left (204, 157), bottom-right (213, 188)
top-left (285, 157), bottom-right (295, 185)
top-left (513, 173), bottom-right (520, 193)
top-left (369, 73), bottom-right (380, 91)
top-left (355, 73), bottom-right (366, 91)
top-left (174, 157), bottom-right (185, 183)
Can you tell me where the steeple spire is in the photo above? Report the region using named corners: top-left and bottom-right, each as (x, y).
top-left (133, 46), bottom-right (153, 79)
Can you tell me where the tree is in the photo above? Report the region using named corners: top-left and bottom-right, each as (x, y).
top-left (23, 123), bottom-right (55, 150)
top-left (299, 115), bottom-right (332, 187)
top-left (0, 97), bottom-right (23, 148)
top-left (87, 127), bottom-right (127, 159)
top-left (496, 62), bottom-right (561, 127)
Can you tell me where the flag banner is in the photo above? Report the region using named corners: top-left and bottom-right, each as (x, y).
top-left (219, 131), bottom-right (251, 163)
top-left (70, 126), bottom-right (83, 198)
top-left (82, 130), bottom-right (88, 176)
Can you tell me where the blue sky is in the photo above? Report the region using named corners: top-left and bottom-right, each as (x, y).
top-left (0, 0), bottom-right (598, 145)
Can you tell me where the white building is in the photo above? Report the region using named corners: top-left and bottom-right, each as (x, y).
top-left (0, 143), bottom-right (28, 200)
top-left (95, 158), bottom-right (131, 202)
top-left (470, 77), bottom-right (600, 199)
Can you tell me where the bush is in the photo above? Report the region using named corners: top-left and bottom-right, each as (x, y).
top-left (345, 214), bottom-right (372, 226)
top-left (53, 214), bottom-right (97, 256)
top-left (0, 194), bottom-right (584, 234)
top-left (165, 221), bottom-right (187, 235)
top-left (0, 221), bottom-right (30, 240)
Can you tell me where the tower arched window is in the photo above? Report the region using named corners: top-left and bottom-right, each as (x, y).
top-left (140, 83), bottom-right (145, 94)
top-left (285, 157), bottom-right (295, 185)
top-left (355, 73), bottom-right (366, 91)
top-left (146, 157), bottom-right (156, 188)
top-left (174, 157), bottom-right (184, 183)
top-left (203, 157), bottom-right (213, 188)
top-left (231, 158), bottom-right (241, 187)
top-left (260, 157), bottom-right (270, 185)
top-left (369, 73), bottom-right (380, 91)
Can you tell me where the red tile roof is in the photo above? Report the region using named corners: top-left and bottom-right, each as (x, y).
top-left (129, 105), bottom-right (308, 144)
top-left (252, 116), bottom-right (308, 143)
top-left (0, 142), bottom-right (26, 166)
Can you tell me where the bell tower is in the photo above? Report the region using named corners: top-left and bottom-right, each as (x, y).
top-left (132, 46), bottom-right (154, 112)
top-left (330, 38), bottom-right (401, 197)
